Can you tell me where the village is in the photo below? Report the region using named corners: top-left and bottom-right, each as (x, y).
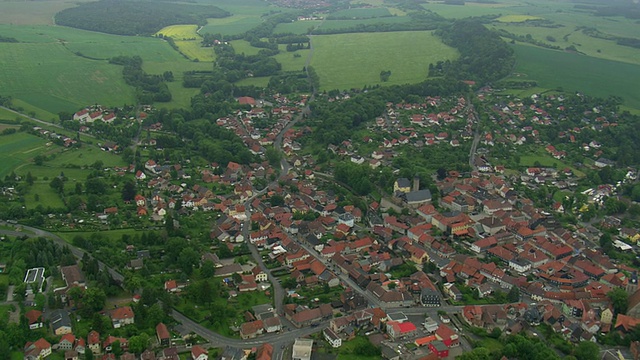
top-left (5, 87), bottom-right (640, 360)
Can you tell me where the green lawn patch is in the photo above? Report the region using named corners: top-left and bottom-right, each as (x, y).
top-left (27, 182), bottom-right (65, 209)
top-left (518, 148), bottom-right (585, 177)
top-left (310, 31), bottom-right (458, 90)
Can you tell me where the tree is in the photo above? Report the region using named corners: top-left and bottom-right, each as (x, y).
top-left (128, 333), bottom-right (150, 354)
top-left (122, 181), bottom-right (136, 202)
top-left (25, 172), bottom-right (34, 185)
top-left (50, 177), bottom-right (64, 194)
top-left (573, 341), bottom-right (599, 360)
top-left (111, 341), bottom-right (123, 357)
top-left (201, 260), bottom-right (216, 278)
top-left (608, 288), bottom-right (629, 314)
top-left (507, 286), bottom-right (520, 302)
top-left (85, 349), bottom-right (94, 360)
top-left (178, 247), bottom-right (199, 276)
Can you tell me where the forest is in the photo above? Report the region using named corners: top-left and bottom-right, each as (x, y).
top-left (433, 19), bottom-right (515, 84)
top-left (55, 0), bottom-right (230, 36)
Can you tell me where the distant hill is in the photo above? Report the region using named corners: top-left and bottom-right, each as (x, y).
top-left (55, 0), bottom-right (231, 36)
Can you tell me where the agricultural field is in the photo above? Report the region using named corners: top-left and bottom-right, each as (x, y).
top-left (505, 44), bottom-right (640, 109)
top-left (274, 20), bottom-right (321, 35)
top-left (0, 37), bottom-right (135, 115)
top-left (329, 7), bottom-right (392, 18)
top-left (0, 0), bottom-right (90, 25)
top-left (495, 15), bottom-right (542, 23)
top-left (0, 24), bottom-right (213, 113)
top-left (27, 182), bottom-right (65, 209)
top-left (317, 16), bottom-right (412, 31)
top-left (235, 77), bottom-right (270, 88)
top-left (309, 31), bottom-right (458, 90)
top-left (422, 1), bottom-right (517, 19)
top-left (197, 0), bottom-right (283, 36)
top-left (156, 25), bottom-right (215, 62)
top-left (0, 132), bottom-right (50, 178)
top-left (47, 146), bottom-right (126, 168)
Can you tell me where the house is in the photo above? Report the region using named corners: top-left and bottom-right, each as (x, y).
top-left (323, 328), bottom-right (342, 348)
top-left (191, 346), bottom-right (208, 360)
top-left (394, 178), bottom-right (411, 193)
top-left (60, 264), bottom-right (86, 288)
top-left (50, 309), bottom-right (72, 335)
top-left (156, 323), bottom-right (170, 347)
top-left (240, 320), bottom-right (264, 339)
top-left (58, 334), bottom-right (76, 351)
top-left (110, 306), bottom-right (135, 328)
top-left (387, 321), bottom-right (417, 339)
top-left (24, 338), bottom-right (52, 360)
top-left (428, 341), bottom-right (449, 358)
top-left (88, 331), bottom-right (101, 355)
top-left (65, 351), bottom-right (78, 360)
top-left (255, 344), bottom-right (273, 360)
top-left (292, 339), bottom-right (314, 360)
top-left (25, 309), bottom-right (43, 329)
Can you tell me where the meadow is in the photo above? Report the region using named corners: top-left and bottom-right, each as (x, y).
top-left (0, 132), bottom-right (50, 178)
top-left (310, 31), bottom-right (458, 90)
top-left (506, 44), bottom-right (640, 109)
top-left (0, 0), bottom-right (90, 25)
top-left (274, 20), bottom-right (321, 35)
top-left (0, 24), bottom-right (211, 113)
top-left (156, 25), bottom-right (215, 62)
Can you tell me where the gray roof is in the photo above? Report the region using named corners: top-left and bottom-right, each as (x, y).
top-left (396, 178), bottom-right (411, 188)
top-left (50, 309), bottom-right (72, 330)
top-left (406, 189), bottom-right (432, 203)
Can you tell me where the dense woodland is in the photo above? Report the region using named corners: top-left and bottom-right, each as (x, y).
top-left (55, 0), bottom-right (230, 35)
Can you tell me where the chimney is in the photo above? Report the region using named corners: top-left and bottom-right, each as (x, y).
top-left (413, 176), bottom-right (420, 192)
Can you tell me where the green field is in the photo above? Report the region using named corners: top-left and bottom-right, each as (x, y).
top-left (0, 24), bottom-right (213, 113)
top-left (274, 46), bottom-right (310, 72)
top-left (27, 182), bottom-right (65, 209)
top-left (0, 132), bottom-right (49, 178)
top-left (230, 40), bottom-right (262, 56)
top-left (274, 20), bottom-right (321, 35)
top-left (330, 8), bottom-right (392, 18)
top-left (47, 147), bottom-right (126, 168)
top-left (507, 44), bottom-right (640, 109)
top-left (318, 16), bottom-right (412, 31)
top-left (310, 31), bottom-right (458, 90)
top-left (0, 0), bottom-right (90, 25)
top-left (156, 25), bottom-right (216, 62)
top-left (518, 149), bottom-right (585, 177)
top-left (235, 77), bottom-right (270, 87)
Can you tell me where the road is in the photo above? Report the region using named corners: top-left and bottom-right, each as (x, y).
top-left (0, 104), bottom-right (95, 139)
top-left (466, 101), bottom-right (481, 171)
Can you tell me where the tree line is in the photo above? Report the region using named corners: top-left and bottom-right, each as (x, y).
top-left (109, 56), bottom-right (172, 103)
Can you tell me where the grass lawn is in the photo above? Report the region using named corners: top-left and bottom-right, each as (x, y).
top-left (334, 336), bottom-right (380, 360)
top-left (47, 147), bottom-right (126, 168)
top-left (11, 352), bottom-right (23, 360)
top-left (476, 337), bottom-right (504, 352)
top-left (230, 40), bottom-right (262, 56)
top-left (310, 31), bottom-right (458, 90)
top-left (0, 132), bottom-right (49, 178)
top-left (27, 182), bottom-right (65, 209)
top-left (518, 150), bottom-right (585, 177)
top-left (506, 44), bottom-right (640, 110)
top-left (274, 46), bottom-right (310, 72)
top-left (0, 108), bottom-right (30, 122)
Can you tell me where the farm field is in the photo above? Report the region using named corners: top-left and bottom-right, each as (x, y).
top-left (156, 25), bottom-right (215, 62)
top-left (235, 77), bottom-right (270, 87)
top-left (0, 0), bottom-right (90, 25)
top-left (0, 39), bottom-right (135, 115)
top-left (274, 20), bottom-right (322, 35)
top-left (27, 182), bottom-right (65, 209)
top-left (309, 31), bottom-right (458, 90)
top-left (0, 132), bottom-right (50, 178)
top-left (506, 44), bottom-right (640, 109)
top-left (0, 24), bottom-right (213, 113)
top-left (317, 16), bottom-right (412, 31)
